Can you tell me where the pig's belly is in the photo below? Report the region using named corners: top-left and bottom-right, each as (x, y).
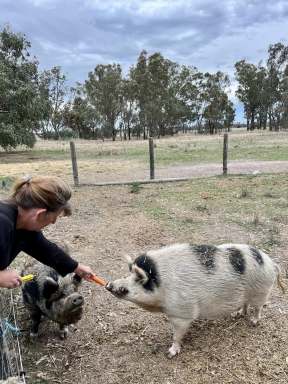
top-left (164, 294), bottom-right (244, 320)
top-left (197, 298), bottom-right (243, 319)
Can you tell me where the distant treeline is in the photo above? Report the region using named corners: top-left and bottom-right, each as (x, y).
top-left (0, 25), bottom-right (288, 149)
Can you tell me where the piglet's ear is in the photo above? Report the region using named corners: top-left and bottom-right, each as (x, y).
top-left (43, 277), bottom-right (59, 299)
top-left (133, 265), bottom-right (148, 285)
top-left (72, 274), bottom-right (82, 286)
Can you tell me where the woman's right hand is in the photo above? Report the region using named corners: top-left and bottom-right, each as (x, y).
top-left (0, 269), bottom-right (22, 289)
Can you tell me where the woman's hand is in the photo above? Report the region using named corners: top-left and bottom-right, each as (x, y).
top-left (74, 263), bottom-right (94, 281)
top-left (0, 269), bottom-right (22, 289)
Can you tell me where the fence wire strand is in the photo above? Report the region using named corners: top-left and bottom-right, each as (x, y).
top-left (0, 289), bottom-right (26, 383)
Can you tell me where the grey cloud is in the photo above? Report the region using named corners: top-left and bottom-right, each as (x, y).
top-left (1, 0), bottom-right (288, 85)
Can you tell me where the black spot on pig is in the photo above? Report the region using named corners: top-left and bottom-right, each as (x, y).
top-left (73, 274), bottom-right (82, 284)
top-left (228, 248), bottom-right (245, 274)
top-left (49, 269), bottom-right (59, 282)
top-left (43, 278), bottom-right (59, 299)
top-left (45, 299), bottom-right (53, 310)
top-left (192, 245), bottom-right (217, 272)
top-left (250, 247), bottom-right (264, 265)
top-left (23, 280), bottom-right (40, 303)
top-left (134, 254), bottom-right (160, 291)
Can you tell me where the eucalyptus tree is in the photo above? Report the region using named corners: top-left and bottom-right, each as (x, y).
top-left (235, 60), bottom-right (264, 130)
top-left (84, 63), bottom-right (123, 140)
top-left (120, 78), bottom-right (138, 140)
top-left (200, 71), bottom-right (234, 134)
top-left (130, 51), bottom-right (174, 138)
top-left (63, 94), bottom-right (101, 139)
top-left (159, 64), bottom-right (202, 134)
top-left (37, 66), bottom-right (68, 138)
top-left (0, 26), bottom-right (41, 149)
top-left (146, 52), bottom-right (175, 137)
top-left (266, 43), bottom-right (288, 130)
top-left (172, 66), bottom-right (208, 132)
top-left (130, 51), bottom-right (194, 138)
top-left (129, 50), bottom-right (150, 138)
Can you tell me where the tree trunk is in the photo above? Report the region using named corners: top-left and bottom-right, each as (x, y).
top-left (250, 111), bottom-right (255, 130)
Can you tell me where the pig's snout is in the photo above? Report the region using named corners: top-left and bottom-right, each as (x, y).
top-left (72, 295), bottom-right (84, 307)
top-left (105, 282), bottom-right (128, 297)
top-left (105, 282), bottom-right (113, 292)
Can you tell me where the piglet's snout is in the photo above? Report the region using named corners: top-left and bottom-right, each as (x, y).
top-left (72, 295), bottom-right (84, 307)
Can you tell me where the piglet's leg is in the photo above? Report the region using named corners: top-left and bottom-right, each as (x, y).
top-left (168, 317), bottom-right (191, 358)
top-left (30, 310), bottom-right (42, 337)
top-left (59, 325), bottom-right (69, 339)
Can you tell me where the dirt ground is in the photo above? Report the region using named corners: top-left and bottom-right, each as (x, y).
top-left (1, 134), bottom-right (288, 383)
top-left (10, 178), bottom-right (287, 384)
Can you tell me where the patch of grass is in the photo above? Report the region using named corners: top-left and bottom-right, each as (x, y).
top-left (145, 206), bottom-right (170, 221)
top-left (195, 204), bottom-right (209, 212)
top-left (30, 379), bottom-right (50, 384)
top-left (134, 173), bottom-right (288, 247)
top-left (129, 182), bottom-right (142, 194)
top-left (4, 130), bottom-right (288, 168)
top-left (263, 191), bottom-right (278, 198)
top-left (248, 213), bottom-right (262, 227)
top-left (238, 188), bottom-right (251, 198)
top-left (262, 225), bottom-right (281, 249)
top-left (0, 175), bottom-right (15, 189)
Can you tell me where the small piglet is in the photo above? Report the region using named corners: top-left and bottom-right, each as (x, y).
top-left (106, 243), bottom-right (285, 357)
top-left (21, 262), bottom-right (84, 339)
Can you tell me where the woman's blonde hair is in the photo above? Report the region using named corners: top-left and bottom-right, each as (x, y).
top-left (10, 176), bottom-right (72, 216)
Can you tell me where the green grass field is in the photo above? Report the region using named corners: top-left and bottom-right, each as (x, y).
top-left (1, 130), bottom-right (288, 165)
top-left (1, 129), bottom-right (288, 185)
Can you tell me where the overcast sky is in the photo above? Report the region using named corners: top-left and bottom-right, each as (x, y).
top-left (1, 0), bottom-right (288, 121)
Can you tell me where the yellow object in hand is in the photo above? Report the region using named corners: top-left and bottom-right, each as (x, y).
top-left (20, 274), bottom-right (34, 283)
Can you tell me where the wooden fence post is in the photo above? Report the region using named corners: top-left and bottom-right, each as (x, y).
top-left (223, 133), bottom-right (228, 175)
top-left (70, 141), bottom-right (79, 186)
top-left (149, 137), bottom-right (155, 180)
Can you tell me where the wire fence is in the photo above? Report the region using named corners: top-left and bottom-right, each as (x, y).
top-left (0, 290), bottom-right (26, 383)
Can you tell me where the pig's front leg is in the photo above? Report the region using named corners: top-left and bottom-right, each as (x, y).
top-left (30, 309), bottom-right (42, 337)
top-left (59, 324), bottom-right (69, 339)
top-left (250, 305), bottom-right (263, 326)
top-left (168, 317), bottom-right (191, 358)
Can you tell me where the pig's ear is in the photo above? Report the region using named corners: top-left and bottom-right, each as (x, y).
top-left (72, 274), bottom-right (82, 286)
top-left (133, 265), bottom-right (148, 285)
top-left (43, 277), bottom-right (59, 299)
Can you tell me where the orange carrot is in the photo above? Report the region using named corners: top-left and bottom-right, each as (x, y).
top-left (89, 274), bottom-right (107, 287)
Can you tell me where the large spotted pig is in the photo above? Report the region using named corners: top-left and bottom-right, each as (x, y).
top-left (22, 261), bottom-right (84, 339)
top-left (106, 243), bottom-right (285, 357)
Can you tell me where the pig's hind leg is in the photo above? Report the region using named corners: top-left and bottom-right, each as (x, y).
top-left (248, 287), bottom-right (272, 326)
top-left (168, 317), bottom-right (192, 358)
